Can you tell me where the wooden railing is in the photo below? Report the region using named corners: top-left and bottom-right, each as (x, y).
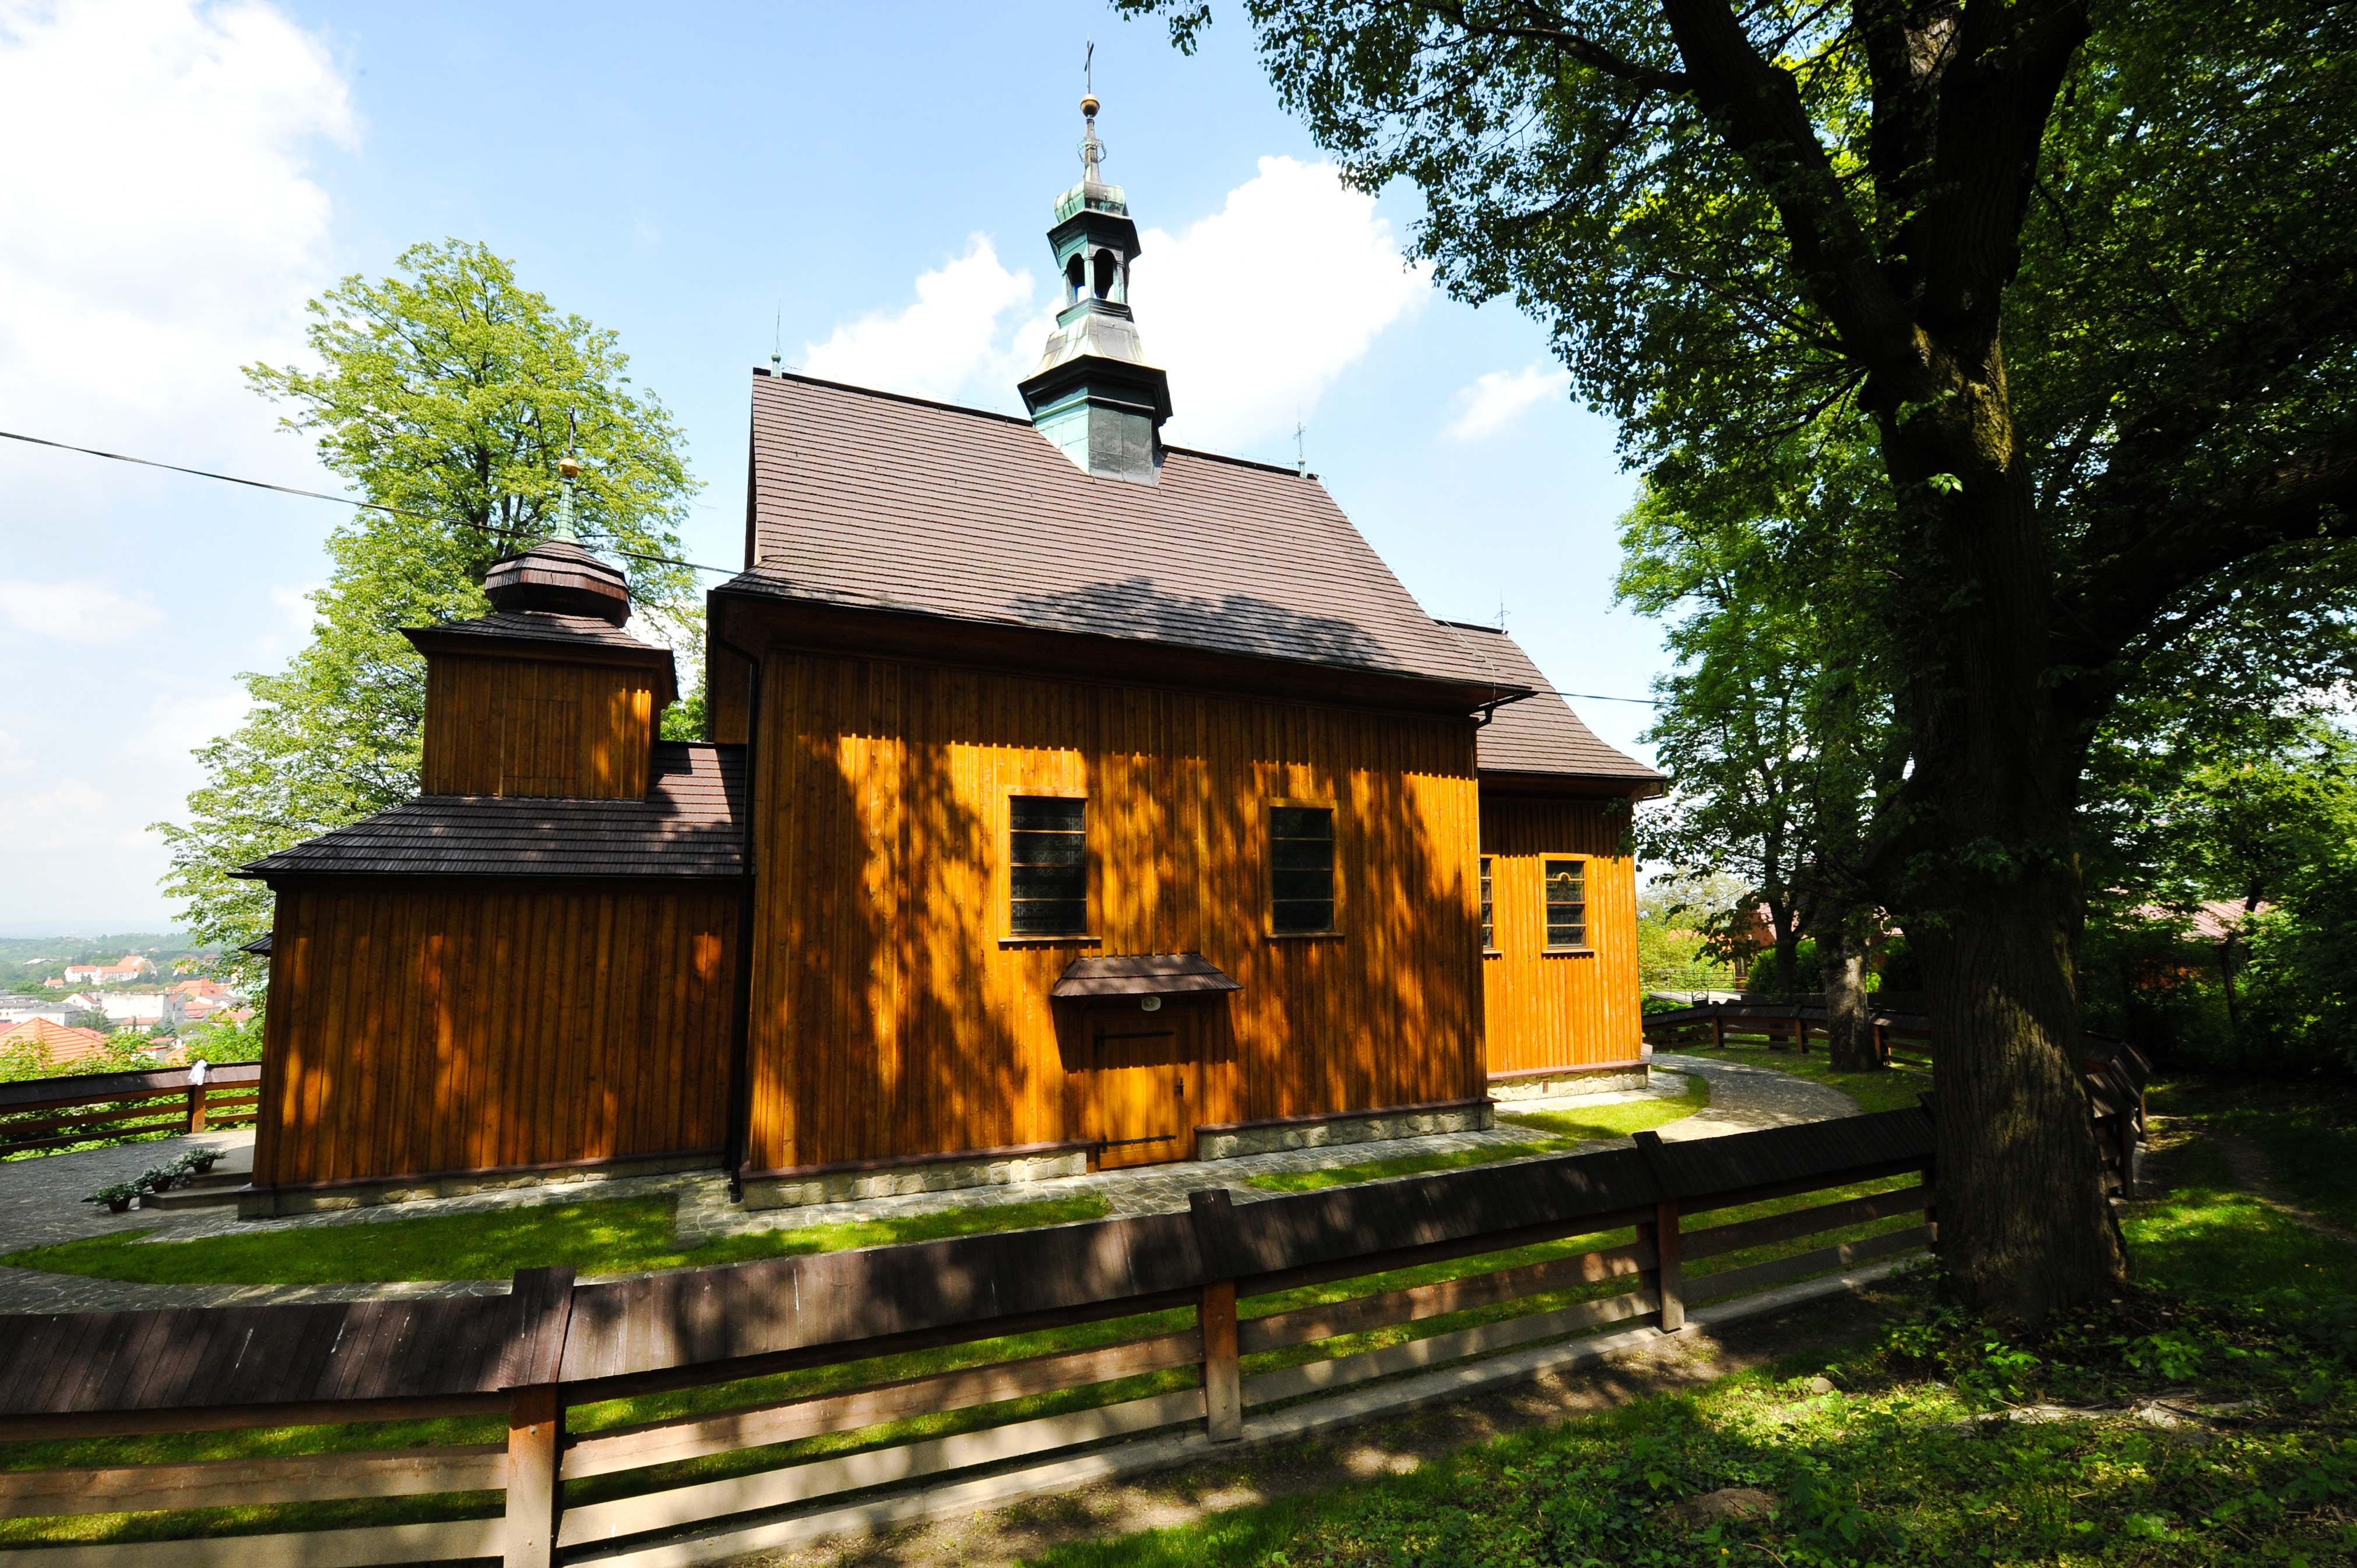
top-left (0, 1061), bottom-right (261, 1157)
top-left (0, 1108), bottom-right (1943, 1568)
top-left (1644, 999), bottom-right (1936, 1063)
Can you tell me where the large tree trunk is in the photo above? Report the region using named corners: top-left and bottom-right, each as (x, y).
top-left (1913, 872), bottom-right (2123, 1321)
top-left (1821, 919), bottom-right (1881, 1070)
top-left (1878, 355), bottom-right (2128, 1320)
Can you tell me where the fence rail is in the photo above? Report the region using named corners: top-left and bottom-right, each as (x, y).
top-left (0, 1108), bottom-right (1947, 1568)
top-left (0, 1062), bottom-right (260, 1157)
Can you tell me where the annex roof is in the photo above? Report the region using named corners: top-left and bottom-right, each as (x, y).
top-left (730, 372), bottom-right (1511, 696)
top-left (234, 744), bottom-right (744, 882)
top-left (1444, 623), bottom-right (1665, 791)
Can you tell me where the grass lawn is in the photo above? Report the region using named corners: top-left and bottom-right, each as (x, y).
top-left (1246, 1072), bottom-right (1713, 1195)
top-left (0, 1192), bottom-right (1108, 1285)
top-left (1660, 1039), bottom-right (1933, 1114)
top-left (1027, 1131), bottom-right (2357, 1567)
top-left (2152, 1076), bottom-right (2357, 1236)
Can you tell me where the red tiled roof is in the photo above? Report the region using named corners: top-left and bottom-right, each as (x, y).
top-left (733, 372), bottom-right (1509, 695)
top-left (234, 743), bottom-right (744, 881)
top-left (0, 1019), bottom-right (110, 1063)
top-left (1444, 623), bottom-right (1665, 790)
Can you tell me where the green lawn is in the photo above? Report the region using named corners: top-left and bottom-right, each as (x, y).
top-left (1029, 1138), bottom-right (2357, 1568)
top-left (1659, 1039), bottom-right (1933, 1114)
top-left (0, 1192), bottom-right (1108, 1285)
top-left (1246, 1072), bottom-right (1714, 1195)
top-left (1496, 1067), bottom-right (1713, 1139)
top-left (2152, 1076), bottom-right (2357, 1236)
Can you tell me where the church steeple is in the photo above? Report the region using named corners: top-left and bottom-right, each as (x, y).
top-left (1018, 90), bottom-right (1173, 484)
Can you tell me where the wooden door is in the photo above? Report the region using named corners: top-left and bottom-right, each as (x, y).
top-left (1080, 1004), bottom-right (1201, 1169)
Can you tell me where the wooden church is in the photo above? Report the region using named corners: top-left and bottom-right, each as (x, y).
top-left (236, 99), bottom-right (1662, 1215)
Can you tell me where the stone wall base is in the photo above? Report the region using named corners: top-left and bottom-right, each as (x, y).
top-left (1489, 1065), bottom-right (1652, 1102)
top-left (236, 1150), bottom-right (719, 1219)
top-left (741, 1151), bottom-right (1090, 1211)
top-left (1195, 1100), bottom-right (1496, 1161)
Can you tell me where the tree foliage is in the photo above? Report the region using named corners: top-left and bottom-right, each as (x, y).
top-left (1125, 0), bottom-right (2357, 1316)
top-left (155, 241), bottom-right (701, 970)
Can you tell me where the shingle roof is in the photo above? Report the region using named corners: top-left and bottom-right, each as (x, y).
top-left (731, 372), bottom-right (1509, 694)
top-left (403, 611), bottom-right (669, 656)
top-left (1445, 623), bottom-right (1665, 790)
top-left (1051, 953), bottom-right (1244, 998)
top-left (235, 744), bottom-right (744, 881)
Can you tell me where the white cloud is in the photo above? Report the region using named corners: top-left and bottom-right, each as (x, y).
top-left (0, 579), bottom-right (167, 643)
top-left (0, 777), bottom-right (108, 853)
top-left (796, 158), bottom-right (1428, 456)
top-left (124, 689), bottom-right (252, 764)
top-left (1138, 157), bottom-right (1429, 453)
top-left (801, 235), bottom-right (1051, 405)
top-left (1445, 362), bottom-right (1574, 442)
top-left (0, 0), bottom-right (357, 468)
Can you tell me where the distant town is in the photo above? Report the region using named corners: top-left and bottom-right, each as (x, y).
top-left (0, 933), bottom-right (250, 1076)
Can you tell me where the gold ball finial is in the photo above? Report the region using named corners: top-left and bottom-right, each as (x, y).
top-left (1081, 92), bottom-right (1100, 117)
top-left (558, 453), bottom-right (582, 480)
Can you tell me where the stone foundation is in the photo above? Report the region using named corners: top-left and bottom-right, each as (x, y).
top-left (236, 1150), bottom-right (719, 1219)
top-left (741, 1151), bottom-right (1090, 1211)
top-left (1195, 1099), bottom-right (1496, 1161)
top-left (1487, 1065), bottom-right (1652, 1102)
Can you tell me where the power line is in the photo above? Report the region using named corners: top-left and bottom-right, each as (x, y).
top-left (1, 425), bottom-right (1670, 703)
top-left (0, 426), bottom-right (740, 577)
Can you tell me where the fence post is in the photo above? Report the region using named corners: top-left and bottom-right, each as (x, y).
top-left (182, 1060), bottom-right (210, 1134)
top-left (1189, 1189), bottom-right (1244, 1442)
top-left (498, 1265), bottom-right (576, 1568)
top-left (1630, 1130), bottom-right (1685, 1331)
top-left (1711, 1009), bottom-right (1724, 1049)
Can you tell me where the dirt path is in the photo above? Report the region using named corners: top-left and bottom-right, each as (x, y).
top-left (2198, 1125), bottom-right (2357, 1247)
top-left (724, 1284), bottom-right (1905, 1568)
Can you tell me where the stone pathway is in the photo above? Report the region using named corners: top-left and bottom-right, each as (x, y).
top-left (0, 1055), bottom-right (1860, 1315)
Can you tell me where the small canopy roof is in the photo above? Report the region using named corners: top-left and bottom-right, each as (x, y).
top-left (1050, 953), bottom-right (1243, 999)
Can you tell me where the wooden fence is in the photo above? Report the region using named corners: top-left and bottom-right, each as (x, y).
top-left (1644, 999), bottom-right (1936, 1063)
top-left (0, 1108), bottom-right (1942, 1568)
top-left (0, 1062), bottom-right (260, 1158)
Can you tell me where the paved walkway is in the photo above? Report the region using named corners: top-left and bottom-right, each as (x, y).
top-left (0, 1053), bottom-right (1856, 1314)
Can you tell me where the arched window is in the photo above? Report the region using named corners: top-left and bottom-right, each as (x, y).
top-left (1065, 253), bottom-right (1086, 304)
top-left (1092, 249), bottom-right (1120, 304)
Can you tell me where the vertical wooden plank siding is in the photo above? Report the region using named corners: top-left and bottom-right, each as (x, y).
top-left (252, 882), bottom-right (738, 1188)
top-left (421, 656), bottom-right (660, 800)
top-left (1477, 794), bottom-right (1644, 1075)
top-left (743, 651), bottom-right (1486, 1174)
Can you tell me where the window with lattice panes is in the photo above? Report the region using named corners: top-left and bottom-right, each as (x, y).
top-left (1480, 855), bottom-right (1496, 950)
top-left (1543, 858), bottom-right (1588, 949)
top-left (1269, 806), bottom-right (1336, 933)
top-left (1009, 797), bottom-right (1087, 935)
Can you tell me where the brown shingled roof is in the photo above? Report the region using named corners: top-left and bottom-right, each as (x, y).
top-left (234, 744), bottom-right (743, 881)
top-left (1445, 623), bottom-right (1665, 791)
top-left (402, 611), bottom-right (680, 704)
top-left (731, 372), bottom-right (1507, 694)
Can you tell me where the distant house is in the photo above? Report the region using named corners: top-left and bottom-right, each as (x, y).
top-left (0, 1018), bottom-right (112, 1068)
top-left (62, 955), bottom-right (152, 985)
top-left (99, 993), bottom-right (182, 1027)
top-left (0, 995), bottom-right (74, 1027)
top-left (167, 978), bottom-right (234, 1001)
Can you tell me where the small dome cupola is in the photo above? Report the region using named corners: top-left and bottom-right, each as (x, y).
top-left (1018, 89), bottom-right (1173, 485)
top-left (482, 443), bottom-right (634, 625)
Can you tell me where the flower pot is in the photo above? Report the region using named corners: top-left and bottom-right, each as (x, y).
top-left (106, 1197), bottom-right (131, 1214)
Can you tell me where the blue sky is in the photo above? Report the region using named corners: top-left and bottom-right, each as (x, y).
top-left (0, 0), bottom-right (1666, 935)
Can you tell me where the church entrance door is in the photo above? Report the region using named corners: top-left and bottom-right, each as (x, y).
top-left (1078, 1003), bottom-right (1201, 1169)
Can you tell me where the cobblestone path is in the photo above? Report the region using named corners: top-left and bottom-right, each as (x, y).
top-left (0, 1055), bottom-right (1859, 1313)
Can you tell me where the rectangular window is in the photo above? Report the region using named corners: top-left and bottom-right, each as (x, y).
top-left (1543, 859), bottom-right (1588, 949)
top-left (1010, 796), bottom-right (1087, 935)
top-left (1269, 805), bottom-right (1336, 933)
top-left (1480, 856), bottom-right (1496, 950)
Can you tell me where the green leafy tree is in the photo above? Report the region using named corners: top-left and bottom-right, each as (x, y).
top-left (155, 240), bottom-right (701, 971)
top-left (1125, 0), bottom-right (2357, 1315)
